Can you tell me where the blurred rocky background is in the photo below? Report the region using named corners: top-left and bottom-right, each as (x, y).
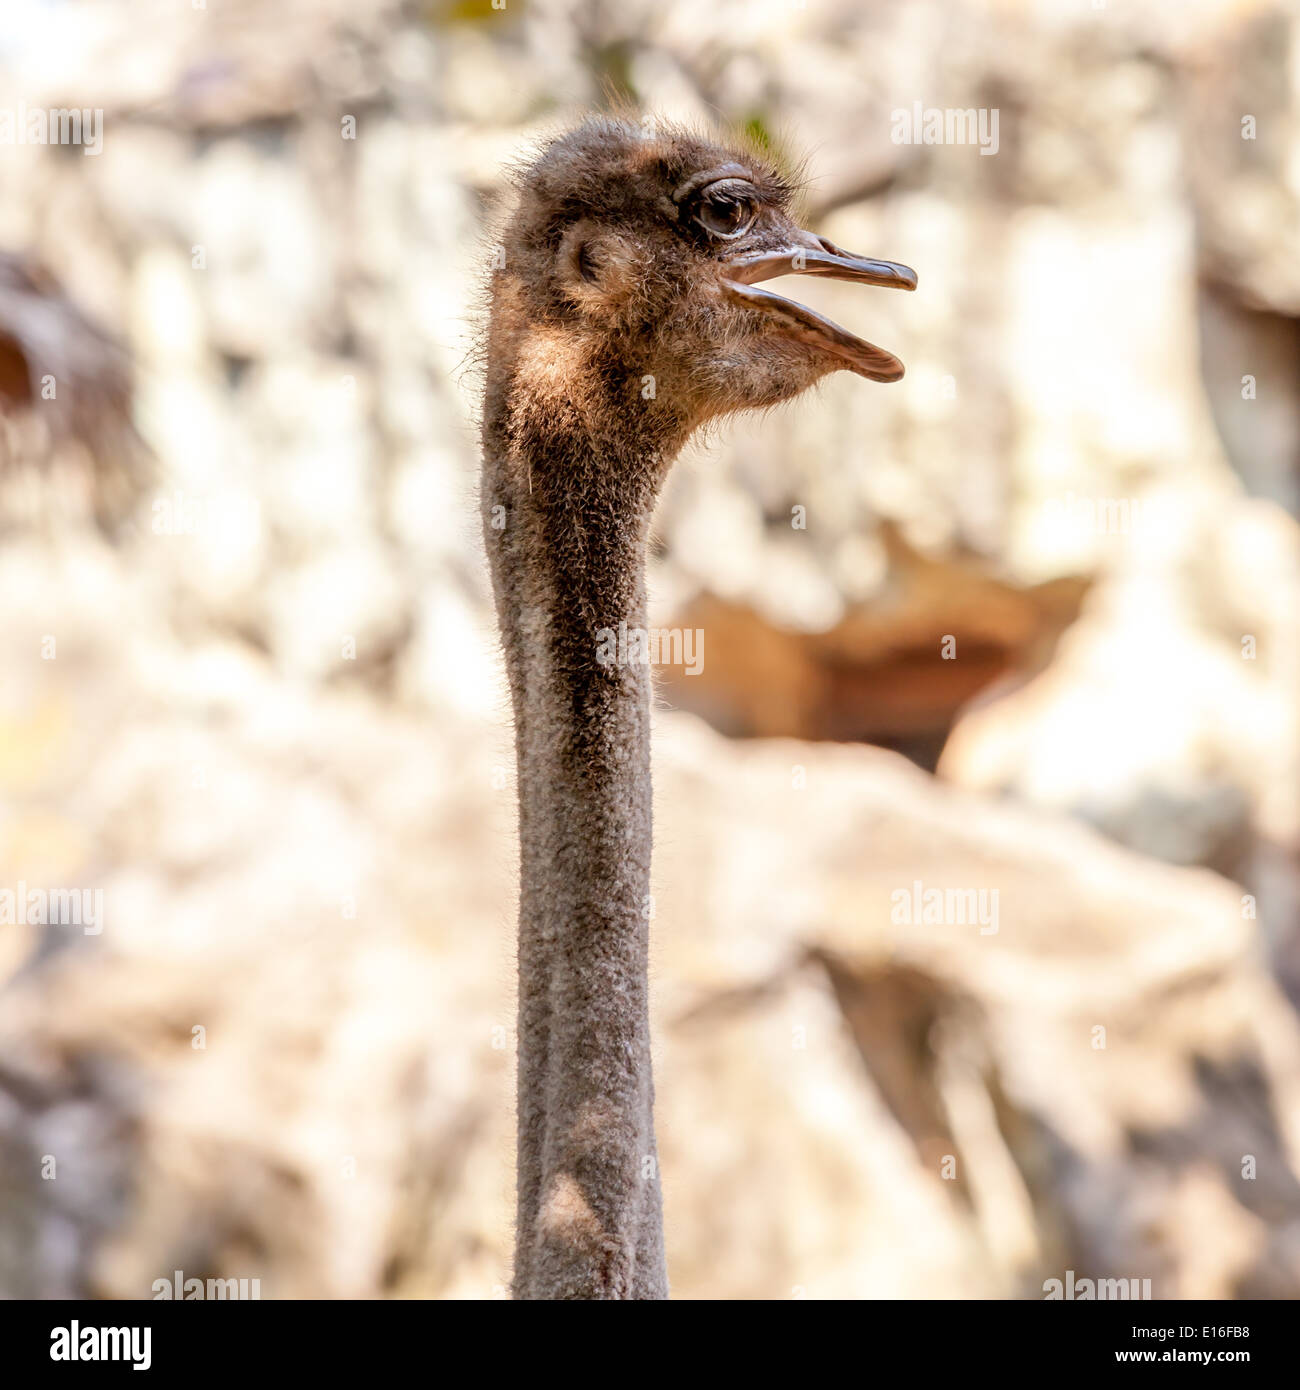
top-left (1, 0), bottom-right (1298, 1299)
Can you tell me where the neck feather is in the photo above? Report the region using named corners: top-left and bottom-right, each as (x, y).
top-left (483, 400), bottom-right (670, 1300)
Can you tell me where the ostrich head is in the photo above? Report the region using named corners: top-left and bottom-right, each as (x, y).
top-left (486, 118), bottom-right (916, 476)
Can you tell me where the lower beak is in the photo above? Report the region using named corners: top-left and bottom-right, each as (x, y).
top-left (721, 237), bottom-right (916, 382)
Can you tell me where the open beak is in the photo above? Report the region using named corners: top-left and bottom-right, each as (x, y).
top-left (721, 236), bottom-right (916, 383)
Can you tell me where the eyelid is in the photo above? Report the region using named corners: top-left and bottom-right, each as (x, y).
top-left (700, 177), bottom-right (759, 201)
top-left (671, 163), bottom-right (753, 203)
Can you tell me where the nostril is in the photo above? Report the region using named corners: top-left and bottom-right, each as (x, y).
top-left (815, 236), bottom-right (839, 257)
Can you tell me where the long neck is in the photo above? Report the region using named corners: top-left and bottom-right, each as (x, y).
top-left (483, 396), bottom-right (671, 1299)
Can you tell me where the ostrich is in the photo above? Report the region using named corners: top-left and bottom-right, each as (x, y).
top-left (481, 118), bottom-right (915, 1300)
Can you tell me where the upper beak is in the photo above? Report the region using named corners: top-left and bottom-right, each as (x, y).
top-left (724, 238), bottom-right (918, 292)
top-left (721, 234), bottom-right (916, 382)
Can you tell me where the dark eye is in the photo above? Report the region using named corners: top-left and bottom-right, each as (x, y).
top-left (693, 180), bottom-right (759, 239)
